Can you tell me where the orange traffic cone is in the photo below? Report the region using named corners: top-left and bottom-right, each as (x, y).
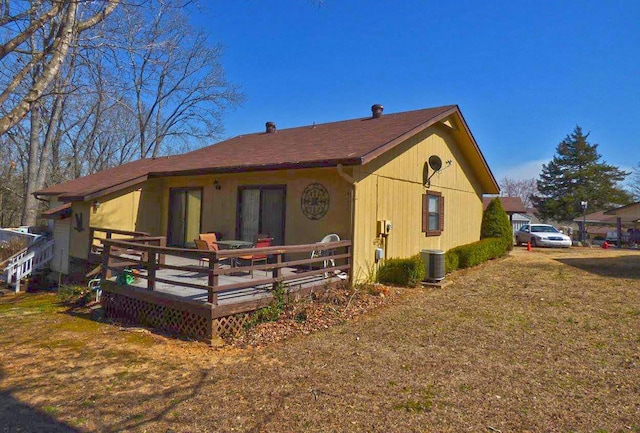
top-left (602, 241), bottom-right (610, 249)
top-left (527, 241), bottom-right (532, 251)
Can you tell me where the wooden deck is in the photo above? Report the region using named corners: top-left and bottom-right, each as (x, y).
top-left (95, 230), bottom-right (352, 343)
top-left (121, 255), bottom-right (347, 305)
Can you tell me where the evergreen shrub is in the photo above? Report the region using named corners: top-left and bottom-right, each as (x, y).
top-left (445, 238), bottom-right (507, 272)
top-left (444, 250), bottom-right (459, 274)
top-left (481, 198), bottom-right (514, 250)
top-left (377, 254), bottom-right (426, 287)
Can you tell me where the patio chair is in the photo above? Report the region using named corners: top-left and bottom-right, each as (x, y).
top-left (237, 237), bottom-right (273, 278)
top-left (199, 233), bottom-right (220, 251)
top-left (199, 233), bottom-right (232, 266)
top-left (311, 234), bottom-right (347, 279)
top-left (87, 278), bottom-right (102, 303)
top-left (194, 239), bottom-right (211, 267)
top-left (253, 233), bottom-right (271, 244)
top-left (311, 233), bottom-right (340, 269)
top-left (194, 237), bottom-right (231, 267)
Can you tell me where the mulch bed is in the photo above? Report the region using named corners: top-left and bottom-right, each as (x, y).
top-left (227, 283), bottom-right (404, 347)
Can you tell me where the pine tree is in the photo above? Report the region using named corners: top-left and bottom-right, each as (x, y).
top-left (533, 126), bottom-right (631, 222)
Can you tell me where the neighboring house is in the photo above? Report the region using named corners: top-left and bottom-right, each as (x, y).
top-left (511, 213), bottom-right (532, 232)
top-left (603, 202), bottom-right (640, 244)
top-left (482, 197), bottom-right (527, 233)
top-left (604, 202), bottom-right (640, 227)
top-left (571, 205), bottom-right (640, 243)
top-left (572, 210), bottom-right (622, 241)
top-left (36, 104), bottom-right (499, 281)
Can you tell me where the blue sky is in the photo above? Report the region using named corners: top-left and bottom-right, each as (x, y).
top-left (193, 0), bottom-right (640, 182)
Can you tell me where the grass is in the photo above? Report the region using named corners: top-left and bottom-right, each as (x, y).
top-left (0, 247), bottom-right (639, 432)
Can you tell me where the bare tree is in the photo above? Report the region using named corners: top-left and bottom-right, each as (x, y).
top-left (0, 0), bottom-right (120, 135)
top-left (2, 0), bottom-right (241, 226)
top-left (0, 137), bottom-right (22, 227)
top-left (52, 50), bottom-right (139, 180)
top-left (499, 177), bottom-right (538, 209)
top-left (111, 0), bottom-right (242, 158)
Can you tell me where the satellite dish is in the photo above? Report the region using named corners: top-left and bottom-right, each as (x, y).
top-left (428, 155), bottom-right (442, 172)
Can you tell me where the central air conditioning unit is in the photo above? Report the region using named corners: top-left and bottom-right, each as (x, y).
top-left (420, 249), bottom-right (445, 282)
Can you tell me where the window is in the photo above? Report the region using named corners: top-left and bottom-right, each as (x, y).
top-left (237, 185), bottom-right (286, 245)
top-left (422, 191), bottom-right (444, 236)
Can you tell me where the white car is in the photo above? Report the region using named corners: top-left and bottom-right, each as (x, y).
top-left (515, 224), bottom-right (572, 248)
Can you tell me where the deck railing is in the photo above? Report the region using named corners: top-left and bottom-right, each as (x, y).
top-left (100, 238), bottom-right (352, 306)
top-left (88, 226), bottom-right (151, 257)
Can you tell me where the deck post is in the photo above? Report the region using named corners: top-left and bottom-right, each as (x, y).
top-left (272, 252), bottom-right (283, 290)
top-left (158, 237), bottom-right (166, 265)
top-left (88, 227), bottom-right (94, 256)
top-left (147, 248), bottom-right (156, 291)
top-left (208, 251), bottom-right (219, 305)
top-left (346, 243), bottom-right (352, 283)
top-left (102, 242), bottom-right (112, 280)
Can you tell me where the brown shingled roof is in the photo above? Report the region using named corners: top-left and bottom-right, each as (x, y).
top-left (36, 158), bottom-right (153, 201)
top-left (483, 197), bottom-right (527, 214)
top-left (36, 105), bottom-right (499, 201)
top-left (40, 202), bottom-right (71, 219)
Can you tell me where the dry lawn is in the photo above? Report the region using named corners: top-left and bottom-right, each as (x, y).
top-left (1, 247), bottom-right (639, 432)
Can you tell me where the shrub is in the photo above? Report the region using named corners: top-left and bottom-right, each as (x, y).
top-left (246, 284), bottom-right (289, 327)
top-left (445, 238), bottom-right (507, 272)
top-left (377, 254), bottom-right (426, 287)
top-left (481, 198), bottom-right (513, 250)
top-left (444, 250), bottom-right (459, 274)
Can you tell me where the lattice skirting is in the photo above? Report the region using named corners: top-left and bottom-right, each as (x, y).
top-left (213, 313), bottom-right (252, 337)
top-left (101, 288), bottom-right (257, 344)
top-left (102, 291), bottom-right (213, 343)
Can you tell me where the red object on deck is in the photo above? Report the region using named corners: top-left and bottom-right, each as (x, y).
top-left (527, 242), bottom-right (532, 251)
top-left (602, 241), bottom-right (610, 249)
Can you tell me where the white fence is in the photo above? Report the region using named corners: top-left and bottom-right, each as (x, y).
top-left (2, 238), bottom-right (55, 293)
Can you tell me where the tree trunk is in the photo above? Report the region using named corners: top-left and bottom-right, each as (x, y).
top-left (22, 101), bottom-right (42, 226)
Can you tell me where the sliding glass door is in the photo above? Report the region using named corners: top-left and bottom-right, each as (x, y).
top-left (168, 188), bottom-right (202, 247)
top-left (237, 186), bottom-right (286, 245)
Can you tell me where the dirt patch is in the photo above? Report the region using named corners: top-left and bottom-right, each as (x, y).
top-left (1, 247), bottom-right (639, 432)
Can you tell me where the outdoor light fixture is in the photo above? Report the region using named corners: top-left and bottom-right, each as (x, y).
top-left (213, 180), bottom-right (221, 190)
top-left (581, 201), bottom-right (588, 243)
top-left (92, 201), bottom-right (101, 212)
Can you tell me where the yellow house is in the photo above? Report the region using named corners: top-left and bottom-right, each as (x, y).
top-left (36, 104), bottom-right (499, 281)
